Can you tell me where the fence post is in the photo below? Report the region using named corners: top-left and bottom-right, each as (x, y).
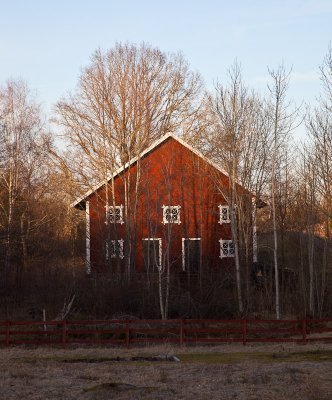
top-left (62, 320), bottom-right (67, 349)
top-left (242, 319), bottom-right (247, 346)
top-left (125, 320), bottom-right (130, 348)
top-left (5, 321), bottom-right (10, 347)
top-left (302, 319), bottom-right (307, 344)
top-left (179, 319), bottom-right (184, 346)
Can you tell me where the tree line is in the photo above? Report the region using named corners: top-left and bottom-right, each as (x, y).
top-left (0, 42), bottom-right (332, 320)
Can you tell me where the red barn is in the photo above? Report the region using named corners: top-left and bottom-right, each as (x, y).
top-left (72, 133), bottom-right (256, 274)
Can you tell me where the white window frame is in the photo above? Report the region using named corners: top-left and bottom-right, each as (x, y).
top-left (218, 205), bottom-right (230, 224)
top-left (107, 205), bottom-right (124, 224)
top-left (86, 201), bottom-right (91, 274)
top-left (162, 205), bottom-right (181, 224)
top-left (219, 239), bottom-right (235, 258)
top-left (182, 238), bottom-right (201, 271)
top-left (142, 238), bottom-right (162, 270)
top-left (105, 239), bottom-right (124, 260)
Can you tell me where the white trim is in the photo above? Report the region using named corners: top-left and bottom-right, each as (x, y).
top-left (107, 204), bottom-right (124, 224)
top-left (86, 201), bottom-right (91, 274)
top-left (71, 133), bottom-right (229, 208)
top-left (142, 238), bottom-right (162, 270)
top-left (182, 238), bottom-right (201, 271)
top-left (219, 239), bottom-right (235, 258)
top-left (218, 204), bottom-right (231, 224)
top-left (162, 205), bottom-right (181, 224)
top-left (105, 240), bottom-right (108, 260)
top-left (252, 197), bottom-right (258, 262)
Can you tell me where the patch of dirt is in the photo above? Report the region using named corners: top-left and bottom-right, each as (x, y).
top-left (83, 382), bottom-right (175, 400)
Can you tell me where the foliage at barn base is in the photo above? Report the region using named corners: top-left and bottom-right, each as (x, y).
top-left (1, 231), bottom-right (332, 321)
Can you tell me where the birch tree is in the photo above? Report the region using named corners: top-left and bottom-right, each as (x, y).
top-left (267, 65), bottom-right (297, 319)
top-left (0, 80), bottom-right (43, 284)
top-left (207, 64), bottom-right (272, 313)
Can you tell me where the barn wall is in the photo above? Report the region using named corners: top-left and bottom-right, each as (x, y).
top-left (88, 137), bottom-right (235, 272)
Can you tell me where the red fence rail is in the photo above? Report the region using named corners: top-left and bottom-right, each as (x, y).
top-left (1, 318), bottom-right (332, 348)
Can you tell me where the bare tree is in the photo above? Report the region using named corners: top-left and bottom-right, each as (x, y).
top-left (55, 43), bottom-right (204, 280)
top-left (320, 44), bottom-right (332, 111)
top-left (0, 80), bottom-right (44, 284)
top-left (304, 46), bottom-right (332, 316)
top-left (295, 145), bottom-right (315, 316)
top-left (206, 64), bottom-right (272, 314)
top-left (56, 42), bottom-right (203, 188)
top-left (267, 65), bottom-right (298, 319)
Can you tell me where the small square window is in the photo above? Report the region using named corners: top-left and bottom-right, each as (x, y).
top-left (219, 239), bottom-right (235, 258)
top-left (108, 205), bottom-right (124, 224)
top-left (105, 239), bottom-right (124, 260)
top-left (218, 205), bottom-right (230, 224)
top-left (162, 205), bottom-right (181, 224)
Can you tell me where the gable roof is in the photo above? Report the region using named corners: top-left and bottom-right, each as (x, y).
top-left (71, 132), bottom-right (229, 209)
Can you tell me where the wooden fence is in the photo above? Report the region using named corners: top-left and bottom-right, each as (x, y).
top-left (1, 318), bottom-right (332, 348)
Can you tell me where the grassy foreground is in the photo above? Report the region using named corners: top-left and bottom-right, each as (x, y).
top-left (1, 343), bottom-right (332, 399)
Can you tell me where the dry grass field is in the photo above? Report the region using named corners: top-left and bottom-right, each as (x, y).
top-left (1, 343), bottom-right (332, 399)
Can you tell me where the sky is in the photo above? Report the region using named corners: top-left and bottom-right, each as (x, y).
top-left (1, 0), bottom-right (332, 139)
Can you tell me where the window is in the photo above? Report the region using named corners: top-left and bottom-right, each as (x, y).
top-left (219, 239), bottom-right (235, 258)
top-left (218, 205), bottom-right (230, 224)
top-left (142, 238), bottom-right (162, 271)
top-left (162, 205), bottom-right (181, 224)
top-left (182, 238), bottom-right (201, 272)
top-left (105, 239), bottom-right (124, 260)
top-left (108, 205), bottom-right (124, 224)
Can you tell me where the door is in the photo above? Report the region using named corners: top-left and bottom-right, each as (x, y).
top-left (182, 238), bottom-right (201, 272)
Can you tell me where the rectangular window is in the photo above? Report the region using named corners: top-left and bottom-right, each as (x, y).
top-left (105, 239), bottom-right (124, 260)
top-left (219, 239), bottom-right (235, 258)
top-left (218, 205), bottom-right (230, 224)
top-left (182, 238), bottom-right (201, 272)
top-left (162, 205), bottom-right (181, 224)
top-left (142, 238), bottom-right (162, 271)
top-left (108, 205), bottom-right (124, 224)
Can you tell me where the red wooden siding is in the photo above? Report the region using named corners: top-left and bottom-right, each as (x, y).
top-left (88, 136), bottom-right (235, 272)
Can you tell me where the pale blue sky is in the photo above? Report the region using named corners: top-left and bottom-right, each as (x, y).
top-left (1, 0), bottom-right (332, 137)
